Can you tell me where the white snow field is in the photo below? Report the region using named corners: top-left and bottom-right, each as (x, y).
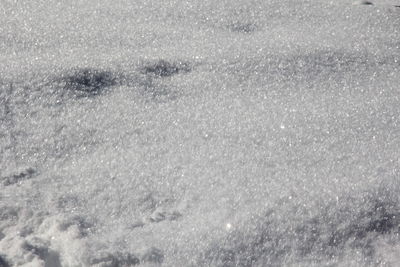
top-left (1, 0), bottom-right (400, 266)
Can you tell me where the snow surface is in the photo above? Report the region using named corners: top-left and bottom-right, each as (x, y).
top-left (1, 0), bottom-right (400, 266)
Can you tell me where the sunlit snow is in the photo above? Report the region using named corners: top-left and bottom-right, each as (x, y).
top-left (1, 0), bottom-right (400, 266)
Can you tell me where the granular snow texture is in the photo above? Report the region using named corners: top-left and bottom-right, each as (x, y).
top-left (1, 0), bottom-right (400, 266)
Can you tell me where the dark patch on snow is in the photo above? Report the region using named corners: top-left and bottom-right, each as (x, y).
top-left (18, 226), bottom-right (34, 237)
top-left (22, 238), bottom-right (62, 267)
top-left (0, 82), bottom-right (14, 121)
top-left (0, 206), bottom-right (19, 224)
top-left (137, 193), bottom-right (173, 212)
top-left (328, 199), bottom-right (400, 249)
top-left (143, 60), bottom-right (191, 77)
top-left (133, 194), bottom-right (181, 227)
top-left (58, 215), bottom-right (94, 237)
top-left (61, 68), bottom-right (117, 97)
top-left (134, 73), bottom-right (181, 102)
top-left (140, 247), bottom-right (164, 264)
top-left (1, 167), bottom-right (36, 186)
top-left (89, 251), bottom-right (140, 266)
top-left (199, 188), bottom-right (400, 266)
top-left (0, 255), bottom-right (10, 267)
top-left (147, 207), bottom-right (182, 223)
top-left (229, 49), bottom-right (393, 86)
top-left (359, 1), bottom-right (374, 5)
top-left (129, 208), bottom-right (181, 229)
top-left (22, 238), bottom-right (49, 259)
top-left (128, 220), bottom-right (145, 229)
top-left (228, 22), bottom-right (257, 33)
